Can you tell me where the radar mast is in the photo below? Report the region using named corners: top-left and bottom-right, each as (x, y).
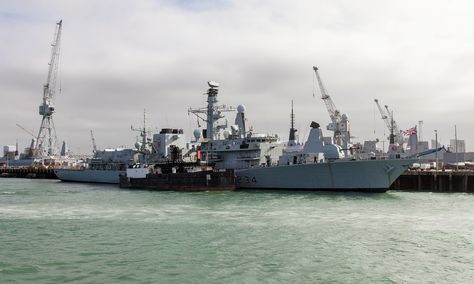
top-left (188, 81), bottom-right (235, 141)
top-left (288, 100), bottom-right (297, 146)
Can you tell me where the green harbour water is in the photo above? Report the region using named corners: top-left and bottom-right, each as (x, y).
top-left (1, 178), bottom-right (473, 283)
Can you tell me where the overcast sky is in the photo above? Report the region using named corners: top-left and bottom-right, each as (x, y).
top-left (1, 0), bottom-right (473, 154)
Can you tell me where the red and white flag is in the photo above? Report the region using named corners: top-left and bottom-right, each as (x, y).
top-left (402, 126), bottom-right (417, 136)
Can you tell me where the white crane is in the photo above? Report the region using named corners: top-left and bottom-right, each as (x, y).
top-left (384, 104), bottom-right (401, 136)
top-left (16, 124), bottom-right (36, 139)
top-left (374, 99), bottom-right (390, 131)
top-left (90, 130), bottom-right (97, 154)
top-left (374, 99), bottom-right (404, 145)
top-left (384, 103), bottom-right (406, 147)
top-left (35, 20), bottom-right (62, 157)
top-left (373, 98), bottom-right (407, 158)
top-left (313, 66), bottom-right (351, 156)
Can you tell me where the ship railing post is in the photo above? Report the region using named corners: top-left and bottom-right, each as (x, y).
top-left (449, 172), bottom-right (453, 192)
top-left (439, 174), bottom-right (443, 192)
top-left (463, 175), bottom-right (468, 193)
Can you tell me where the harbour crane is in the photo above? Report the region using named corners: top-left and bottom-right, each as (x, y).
top-left (384, 103), bottom-right (406, 146)
top-left (384, 104), bottom-right (401, 136)
top-left (312, 66), bottom-right (351, 156)
top-left (374, 99), bottom-right (390, 132)
top-left (16, 124), bottom-right (36, 139)
top-left (90, 130), bottom-right (97, 154)
top-left (374, 98), bottom-right (404, 148)
top-left (35, 20), bottom-right (63, 157)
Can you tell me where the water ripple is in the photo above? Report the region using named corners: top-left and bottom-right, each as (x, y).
top-left (1, 179), bottom-right (474, 283)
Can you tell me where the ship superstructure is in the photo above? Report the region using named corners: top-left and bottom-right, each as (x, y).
top-left (188, 81), bottom-right (236, 141)
top-left (189, 81), bottom-right (284, 170)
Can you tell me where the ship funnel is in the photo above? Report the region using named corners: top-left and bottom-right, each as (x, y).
top-left (310, 121), bottom-right (320, 129)
top-left (234, 104), bottom-right (246, 138)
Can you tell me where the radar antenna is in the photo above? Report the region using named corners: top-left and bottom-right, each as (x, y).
top-left (188, 81), bottom-right (235, 140)
top-left (131, 109), bottom-right (152, 153)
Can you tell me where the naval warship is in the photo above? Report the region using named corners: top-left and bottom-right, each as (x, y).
top-left (57, 80), bottom-right (413, 190)
top-left (55, 112), bottom-right (158, 184)
top-left (54, 148), bottom-right (139, 184)
top-left (235, 122), bottom-right (415, 192)
top-left (55, 123), bottom-right (192, 184)
top-left (190, 81), bottom-right (414, 192)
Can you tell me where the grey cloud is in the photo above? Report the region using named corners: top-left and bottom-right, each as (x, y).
top-left (1, 0), bottom-right (474, 153)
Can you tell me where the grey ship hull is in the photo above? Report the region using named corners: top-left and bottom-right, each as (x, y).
top-left (54, 169), bottom-right (123, 184)
top-left (235, 159), bottom-right (414, 192)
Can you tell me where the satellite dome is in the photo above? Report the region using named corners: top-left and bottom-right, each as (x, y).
top-left (135, 142), bottom-right (142, 150)
top-left (223, 130), bottom-right (231, 139)
top-left (230, 124), bottom-right (239, 134)
top-left (193, 129), bottom-right (202, 139)
top-left (237, 104), bottom-right (246, 113)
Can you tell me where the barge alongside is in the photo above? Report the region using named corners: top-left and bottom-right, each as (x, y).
top-left (119, 163), bottom-right (235, 191)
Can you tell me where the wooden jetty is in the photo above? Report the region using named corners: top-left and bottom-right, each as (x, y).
top-left (391, 170), bottom-right (474, 193)
top-left (0, 167), bottom-right (57, 179)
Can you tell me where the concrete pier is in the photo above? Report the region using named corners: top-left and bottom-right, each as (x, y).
top-left (0, 167), bottom-right (57, 179)
top-left (391, 170), bottom-right (474, 193)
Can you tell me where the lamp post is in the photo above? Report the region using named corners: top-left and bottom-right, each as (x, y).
top-left (434, 130), bottom-right (438, 173)
top-left (455, 125), bottom-right (458, 172)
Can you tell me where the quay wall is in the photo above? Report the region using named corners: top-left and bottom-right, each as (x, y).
top-left (391, 170), bottom-right (474, 193)
top-left (0, 167), bottom-right (57, 179)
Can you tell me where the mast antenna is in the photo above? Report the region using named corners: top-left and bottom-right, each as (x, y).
top-left (288, 100), bottom-right (297, 144)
